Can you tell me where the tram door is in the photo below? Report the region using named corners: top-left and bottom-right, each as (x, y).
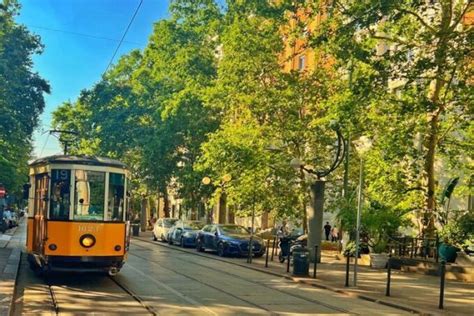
top-left (33, 173), bottom-right (49, 254)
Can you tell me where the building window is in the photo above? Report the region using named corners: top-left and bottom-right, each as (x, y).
top-left (298, 55), bottom-right (306, 71)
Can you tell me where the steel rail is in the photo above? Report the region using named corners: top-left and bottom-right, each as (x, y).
top-left (128, 250), bottom-right (277, 315)
top-left (132, 239), bottom-right (353, 314)
top-left (108, 276), bottom-right (158, 315)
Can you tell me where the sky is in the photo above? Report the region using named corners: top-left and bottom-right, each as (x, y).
top-left (15, 0), bottom-right (170, 158)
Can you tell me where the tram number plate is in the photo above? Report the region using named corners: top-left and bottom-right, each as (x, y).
top-left (78, 225), bottom-right (100, 233)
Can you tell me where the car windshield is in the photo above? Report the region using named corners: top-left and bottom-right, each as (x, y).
top-left (184, 222), bottom-right (204, 230)
top-left (220, 225), bottom-right (249, 235)
top-left (163, 219), bottom-right (178, 228)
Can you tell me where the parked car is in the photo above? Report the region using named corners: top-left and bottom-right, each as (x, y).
top-left (153, 218), bottom-right (179, 242)
top-left (168, 220), bottom-right (205, 247)
top-left (196, 224), bottom-right (266, 257)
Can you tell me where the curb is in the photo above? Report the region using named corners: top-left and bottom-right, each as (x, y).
top-left (134, 236), bottom-right (427, 315)
top-left (5, 248), bottom-right (21, 316)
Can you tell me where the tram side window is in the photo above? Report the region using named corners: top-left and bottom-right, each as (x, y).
top-left (74, 170), bottom-right (105, 221)
top-left (50, 169), bottom-right (71, 220)
top-left (108, 173), bottom-right (125, 221)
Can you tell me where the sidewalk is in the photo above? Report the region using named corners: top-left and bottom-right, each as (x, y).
top-left (135, 231), bottom-right (474, 315)
top-left (0, 219), bottom-right (25, 316)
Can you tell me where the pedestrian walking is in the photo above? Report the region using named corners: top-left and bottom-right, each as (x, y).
top-left (331, 225), bottom-right (339, 242)
top-left (324, 222), bottom-right (331, 241)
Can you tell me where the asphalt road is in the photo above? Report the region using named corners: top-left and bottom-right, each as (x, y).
top-left (12, 237), bottom-right (409, 315)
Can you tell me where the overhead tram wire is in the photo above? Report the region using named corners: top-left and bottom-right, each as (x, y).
top-left (103, 0), bottom-right (144, 75)
top-left (27, 25), bottom-right (143, 45)
top-left (39, 133), bottom-right (51, 157)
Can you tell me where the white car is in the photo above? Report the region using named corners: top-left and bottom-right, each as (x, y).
top-left (153, 218), bottom-right (179, 242)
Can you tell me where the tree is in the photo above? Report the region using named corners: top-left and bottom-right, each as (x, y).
top-left (0, 0), bottom-right (49, 193)
top-left (311, 0), bottom-right (473, 235)
top-left (53, 0), bottom-right (223, 216)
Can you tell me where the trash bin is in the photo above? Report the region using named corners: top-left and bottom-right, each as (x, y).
top-left (131, 224), bottom-right (140, 237)
top-left (292, 247), bottom-right (309, 276)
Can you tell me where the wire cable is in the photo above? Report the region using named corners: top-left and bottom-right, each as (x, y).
top-left (39, 133), bottom-right (51, 157)
top-left (27, 25), bottom-right (143, 45)
top-left (103, 0), bottom-right (144, 75)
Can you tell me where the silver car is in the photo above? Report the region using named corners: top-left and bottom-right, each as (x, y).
top-left (153, 218), bottom-right (179, 242)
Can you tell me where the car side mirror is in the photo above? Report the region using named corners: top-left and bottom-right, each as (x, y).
top-left (214, 231), bottom-right (218, 237)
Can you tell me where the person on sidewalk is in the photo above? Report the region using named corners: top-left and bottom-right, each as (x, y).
top-left (331, 226), bottom-right (339, 242)
top-left (324, 222), bottom-right (331, 241)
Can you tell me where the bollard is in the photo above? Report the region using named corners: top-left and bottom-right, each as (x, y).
top-left (313, 245), bottom-right (318, 278)
top-left (345, 254), bottom-right (350, 287)
top-left (386, 255), bottom-right (392, 296)
top-left (271, 237), bottom-right (276, 261)
top-left (439, 261), bottom-right (446, 309)
top-left (410, 238), bottom-right (414, 258)
top-left (265, 240), bottom-right (270, 268)
top-left (286, 249), bottom-right (291, 273)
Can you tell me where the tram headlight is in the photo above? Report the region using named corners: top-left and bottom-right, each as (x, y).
top-left (48, 244), bottom-right (57, 251)
top-left (114, 245), bottom-right (122, 251)
top-left (79, 234), bottom-right (96, 248)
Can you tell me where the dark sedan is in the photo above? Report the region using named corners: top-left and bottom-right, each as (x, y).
top-left (168, 220), bottom-right (205, 247)
top-left (196, 224), bottom-right (265, 257)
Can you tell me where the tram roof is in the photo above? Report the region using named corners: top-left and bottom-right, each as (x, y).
top-left (29, 155), bottom-right (128, 169)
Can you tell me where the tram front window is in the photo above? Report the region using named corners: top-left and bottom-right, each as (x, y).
top-left (74, 170), bottom-right (105, 221)
top-left (108, 173), bottom-right (125, 221)
top-left (50, 169), bottom-right (71, 220)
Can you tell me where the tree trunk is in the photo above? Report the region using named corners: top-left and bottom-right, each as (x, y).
top-left (423, 2), bottom-right (451, 237)
top-left (163, 191), bottom-right (170, 218)
top-left (424, 112), bottom-right (439, 237)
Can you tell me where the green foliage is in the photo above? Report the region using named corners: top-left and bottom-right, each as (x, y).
top-left (439, 211), bottom-right (474, 250)
top-left (362, 201), bottom-right (410, 252)
top-left (310, 0), bottom-right (473, 233)
top-left (0, 0), bottom-right (49, 193)
top-left (51, 0), bottom-right (471, 233)
top-left (53, 0), bottom-right (222, 209)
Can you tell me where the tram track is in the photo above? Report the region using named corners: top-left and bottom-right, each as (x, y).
top-left (44, 277), bottom-right (60, 315)
top-left (131, 239), bottom-right (353, 315)
top-left (12, 255), bottom-right (156, 315)
top-left (108, 275), bottom-right (158, 315)
top-left (127, 251), bottom-right (276, 315)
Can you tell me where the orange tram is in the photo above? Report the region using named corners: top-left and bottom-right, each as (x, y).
top-left (26, 155), bottom-right (131, 276)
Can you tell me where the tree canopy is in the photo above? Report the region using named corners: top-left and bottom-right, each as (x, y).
top-left (0, 0), bottom-right (50, 194)
top-left (51, 0), bottom-right (472, 237)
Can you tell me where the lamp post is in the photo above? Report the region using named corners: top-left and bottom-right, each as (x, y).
top-left (290, 124), bottom-right (346, 263)
top-left (201, 174), bottom-right (232, 224)
top-left (352, 136), bottom-right (372, 287)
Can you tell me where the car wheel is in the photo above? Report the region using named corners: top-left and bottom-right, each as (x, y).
top-left (160, 234), bottom-right (166, 242)
top-left (153, 233), bottom-right (158, 241)
top-left (217, 243), bottom-right (226, 257)
top-left (168, 237), bottom-right (173, 245)
top-left (196, 240), bottom-right (204, 252)
top-left (254, 251), bottom-right (264, 258)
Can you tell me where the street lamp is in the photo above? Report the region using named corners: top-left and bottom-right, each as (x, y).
top-left (352, 136), bottom-right (372, 287)
top-left (290, 125), bottom-right (346, 263)
top-left (201, 174), bottom-right (232, 224)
